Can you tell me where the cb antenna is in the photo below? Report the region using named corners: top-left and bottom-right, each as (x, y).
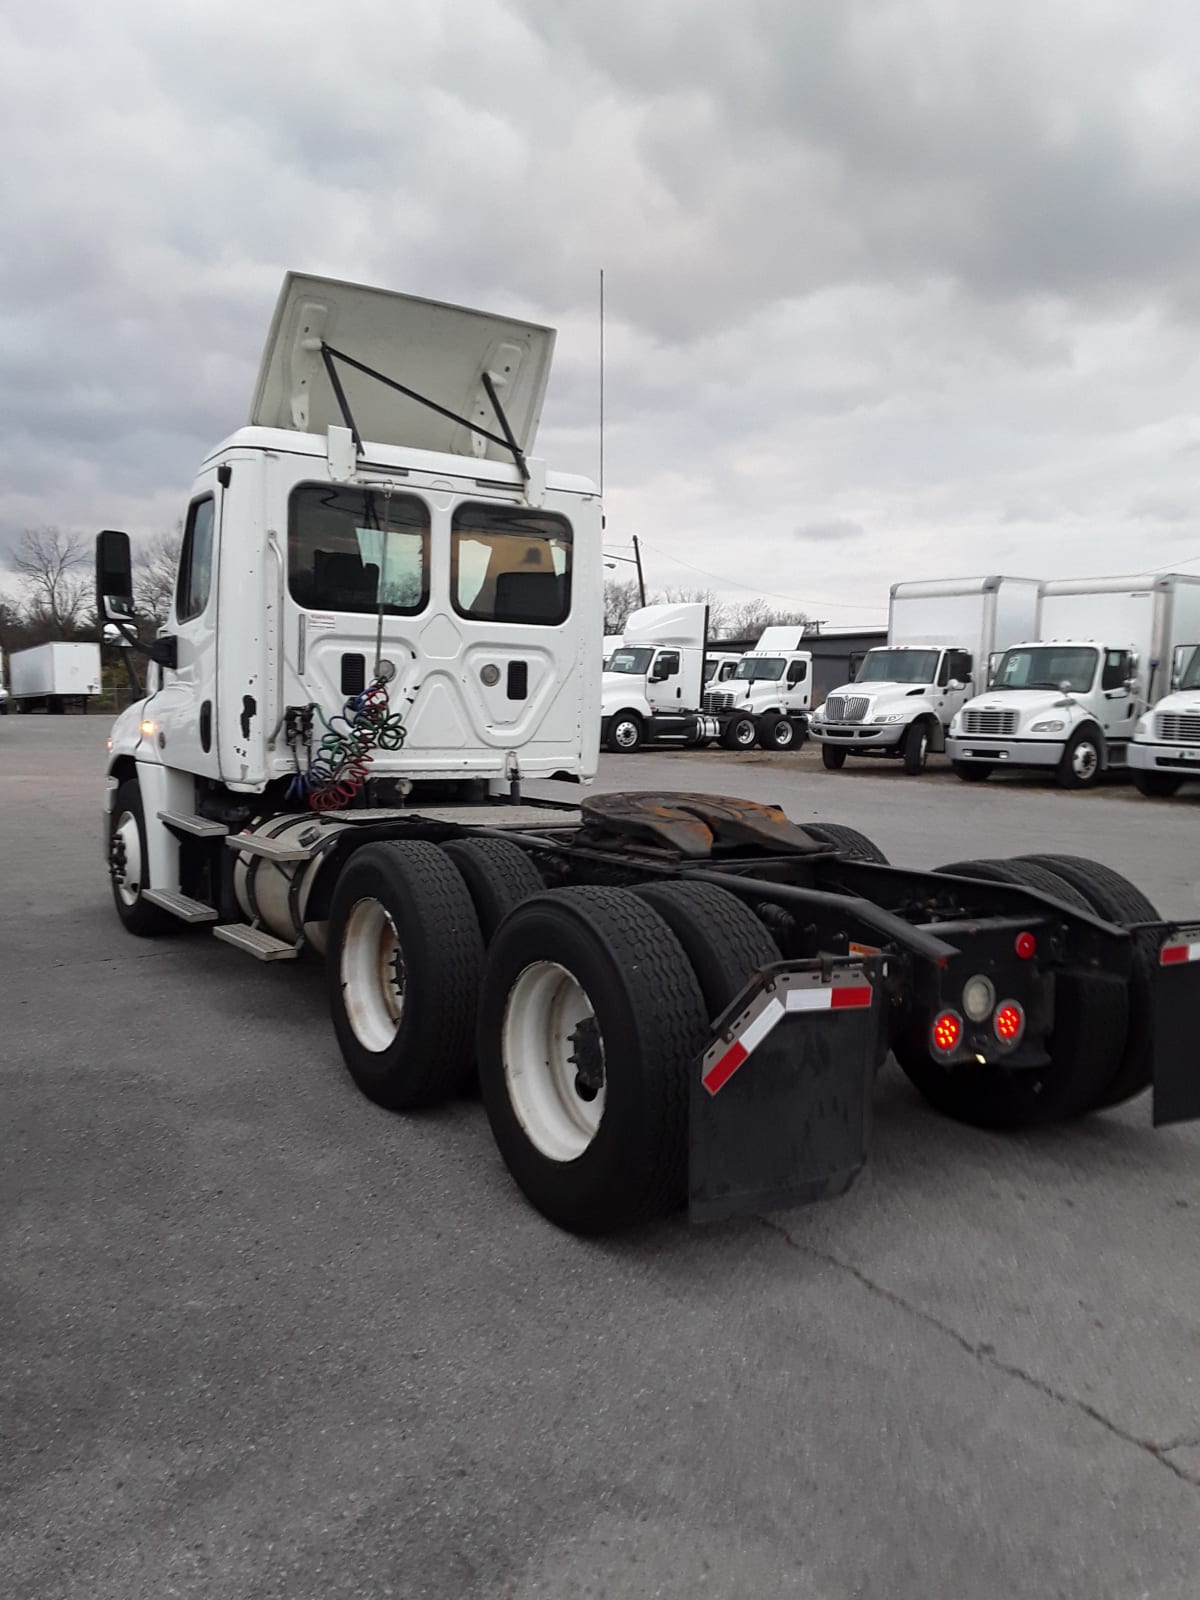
top-left (599, 266), bottom-right (605, 497)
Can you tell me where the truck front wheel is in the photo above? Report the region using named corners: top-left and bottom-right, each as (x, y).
top-left (108, 779), bottom-right (176, 937)
top-left (477, 887), bottom-right (710, 1234)
top-left (1057, 726), bottom-right (1103, 789)
top-left (1133, 770), bottom-right (1183, 798)
top-left (605, 712), bottom-right (644, 753)
top-left (328, 841), bottom-right (484, 1108)
top-left (821, 744), bottom-right (847, 770)
top-left (902, 720), bottom-right (932, 775)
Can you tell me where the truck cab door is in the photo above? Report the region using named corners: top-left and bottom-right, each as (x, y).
top-left (1100, 649), bottom-right (1138, 739)
top-left (784, 656), bottom-right (809, 710)
top-left (144, 482), bottom-right (223, 778)
top-left (937, 650), bottom-right (973, 723)
top-left (648, 649), bottom-right (682, 711)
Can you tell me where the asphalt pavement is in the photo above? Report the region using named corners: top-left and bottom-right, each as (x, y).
top-left (3, 718), bottom-right (1200, 1599)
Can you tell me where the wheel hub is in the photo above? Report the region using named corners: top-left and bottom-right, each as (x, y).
top-left (568, 1015), bottom-right (605, 1101)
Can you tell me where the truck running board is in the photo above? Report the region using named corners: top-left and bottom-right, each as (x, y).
top-left (157, 810), bottom-right (229, 838)
top-left (142, 889), bottom-right (219, 923)
top-left (212, 925), bottom-right (300, 961)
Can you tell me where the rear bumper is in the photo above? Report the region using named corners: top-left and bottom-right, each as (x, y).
top-left (812, 724), bottom-right (904, 750)
top-left (1129, 741), bottom-right (1200, 773)
top-left (945, 735), bottom-right (1062, 767)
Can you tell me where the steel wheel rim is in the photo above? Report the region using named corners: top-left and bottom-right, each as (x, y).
top-left (112, 812), bottom-right (143, 906)
top-left (774, 722), bottom-right (794, 747)
top-left (614, 719), bottom-right (639, 750)
top-left (1073, 741), bottom-right (1098, 780)
top-left (735, 719), bottom-right (756, 746)
top-left (341, 898), bottom-right (406, 1052)
top-left (502, 961), bottom-right (605, 1162)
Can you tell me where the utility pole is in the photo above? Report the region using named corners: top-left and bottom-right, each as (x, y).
top-left (632, 534), bottom-right (646, 608)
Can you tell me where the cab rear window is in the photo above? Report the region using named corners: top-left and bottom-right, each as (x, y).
top-left (288, 486), bottom-right (429, 615)
top-left (451, 504), bottom-right (571, 625)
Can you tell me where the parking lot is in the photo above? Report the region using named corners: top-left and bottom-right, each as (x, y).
top-left (4, 716), bottom-right (1200, 1599)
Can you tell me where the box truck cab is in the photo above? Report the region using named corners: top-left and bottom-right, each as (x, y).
top-left (601, 602), bottom-right (707, 752)
top-left (1130, 643), bottom-right (1200, 797)
top-left (810, 576), bottom-right (1039, 775)
top-left (700, 626), bottom-right (812, 751)
top-left (947, 573), bottom-right (1200, 789)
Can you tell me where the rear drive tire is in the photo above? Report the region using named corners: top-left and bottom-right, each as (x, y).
top-left (1133, 770), bottom-right (1183, 798)
top-left (108, 778), bottom-right (176, 937)
top-left (933, 857), bottom-right (1091, 910)
top-left (721, 715), bottom-right (758, 751)
top-left (902, 720), bottom-right (932, 775)
top-left (441, 837), bottom-right (545, 942)
top-left (328, 840), bottom-right (485, 1109)
top-left (477, 887), bottom-right (710, 1234)
top-left (821, 744), bottom-right (847, 770)
top-left (1057, 726), bottom-right (1103, 790)
top-left (803, 822), bottom-right (889, 864)
top-left (633, 881), bottom-right (780, 1019)
top-left (605, 712), bottom-right (644, 753)
top-left (952, 760), bottom-right (991, 782)
top-left (756, 713), bottom-right (797, 751)
top-left (1018, 854), bottom-right (1158, 1109)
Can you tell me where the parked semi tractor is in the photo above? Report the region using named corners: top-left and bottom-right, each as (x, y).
top-left (601, 602), bottom-right (711, 751)
top-left (9, 642), bottom-right (102, 714)
top-left (947, 573), bottom-right (1200, 789)
top-left (810, 577), bottom-right (1040, 774)
top-left (696, 625), bottom-right (813, 750)
top-left (97, 273), bottom-right (1200, 1236)
top-left (1129, 642), bottom-right (1200, 797)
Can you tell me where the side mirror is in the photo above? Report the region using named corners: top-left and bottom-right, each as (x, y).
top-left (96, 529), bottom-right (134, 623)
top-left (947, 678), bottom-right (966, 691)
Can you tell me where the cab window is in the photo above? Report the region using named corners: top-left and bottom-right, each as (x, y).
top-left (1102, 650), bottom-right (1131, 691)
top-left (652, 650), bottom-right (680, 681)
top-left (176, 497), bottom-right (215, 622)
top-left (786, 659), bottom-right (807, 687)
top-left (288, 486), bottom-right (429, 614)
top-left (452, 504), bottom-right (571, 625)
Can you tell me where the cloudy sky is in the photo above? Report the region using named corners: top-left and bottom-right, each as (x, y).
top-left (4, 0), bottom-right (1200, 623)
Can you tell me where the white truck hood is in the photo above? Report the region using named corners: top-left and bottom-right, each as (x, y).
top-left (823, 681), bottom-right (932, 710)
top-left (250, 271), bottom-right (555, 461)
top-left (957, 689), bottom-right (1072, 723)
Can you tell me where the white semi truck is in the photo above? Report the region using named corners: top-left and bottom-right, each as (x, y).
top-left (95, 272), bottom-right (1200, 1236)
top-left (810, 577), bottom-right (1040, 775)
top-left (9, 641), bottom-right (102, 713)
top-left (600, 602), bottom-right (711, 752)
top-left (947, 573), bottom-right (1200, 789)
top-left (1127, 643), bottom-right (1200, 798)
top-left (698, 625), bottom-right (813, 750)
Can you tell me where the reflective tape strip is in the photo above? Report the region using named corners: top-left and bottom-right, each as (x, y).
top-left (1161, 941), bottom-right (1200, 965)
top-left (702, 997), bottom-right (784, 1096)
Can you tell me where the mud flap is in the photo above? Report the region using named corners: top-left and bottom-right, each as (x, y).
top-left (689, 959), bottom-right (882, 1223)
top-left (1151, 925), bottom-right (1200, 1125)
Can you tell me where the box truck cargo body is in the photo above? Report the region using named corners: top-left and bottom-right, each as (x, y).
top-left (9, 642), bottom-right (102, 713)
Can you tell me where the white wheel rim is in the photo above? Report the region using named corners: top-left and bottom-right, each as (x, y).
top-left (112, 812), bottom-right (143, 906)
top-left (502, 961), bottom-right (605, 1162)
top-left (1073, 742), bottom-right (1098, 779)
top-left (614, 719), bottom-right (639, 749)
top-left (340, 898), bottom-right (405, 1052)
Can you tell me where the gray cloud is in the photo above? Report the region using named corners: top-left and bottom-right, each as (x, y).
top-left (3, 0), bottom-right (1200, 621)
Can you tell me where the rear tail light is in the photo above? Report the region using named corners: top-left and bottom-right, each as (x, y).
top-left (1015, 931), bottom-right (1037, 960)
top-left (931, 1010), bottom-right (963, 1054)
top-left (994, 1001), bottom-right (1025, 1045)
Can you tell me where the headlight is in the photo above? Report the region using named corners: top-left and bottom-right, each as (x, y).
top-left (811, 706), bottom-right (825, 722)
top-left (872, 713), bottom-right (908, 724)
top-left (1030, 719), bottom-right (1065, 733)
top-left (1135, 716), bottom-right (1150, 737)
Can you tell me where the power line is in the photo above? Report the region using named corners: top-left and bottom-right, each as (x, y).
top-left (632, 536), bottom-right (888, 615)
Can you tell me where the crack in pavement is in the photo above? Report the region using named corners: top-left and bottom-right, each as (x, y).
top-left (759, 1216), bottom-right (1200, 1488)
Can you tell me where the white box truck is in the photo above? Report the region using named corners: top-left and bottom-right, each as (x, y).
top-left (698, 625), bottom-right (813, 750)
top-left (1130, 635), bottom-right (1200, 797)
top-left (91, 270), bottom-right (1200, 1236)
top-left (9, 641), bottom-right (102, 713)
top-left (947, 572), bottom-right (1200, 788)
top-left (810, 576), bottom-right (1040, 774)
top-left (0, 655), bottom-right (8, 714)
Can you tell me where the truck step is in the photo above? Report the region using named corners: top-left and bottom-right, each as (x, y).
top-left (224, 831), bottom-right (319, 862)
top-left (142, 889), bottom-right (220, 923)
top-left (157, 810), bottom-right (229, 838)
top-left (212, 924), bottom-right (300, 961)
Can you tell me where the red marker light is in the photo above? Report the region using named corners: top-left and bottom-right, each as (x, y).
top-left (931, 1010), bottom-right (963, 1054)
top-left (994, 1002), bottom-right (1025, 1044)
top-left (1015, 931), bottom-right (1037, 960)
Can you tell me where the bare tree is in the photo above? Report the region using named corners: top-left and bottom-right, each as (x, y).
top-left (134, 525), bottom-right (183, 629)
top-left (718, 599), bottom-right (809, 640)
top-left (603, 577), bottom-right (642, 635)
top-left (14, 527), bottom-right (88, 638)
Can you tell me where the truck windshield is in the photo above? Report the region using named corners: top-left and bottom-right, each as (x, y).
top-left (991, 645), bottom-right (1098, 693)
top-left (734, 657), bottom-right (785, 681)
top-left (855, 649), bottom-right (939, 684)
top-left (608, 648), bottom-right (654, 674)
top-left (289, 486), bottom-right (429, 614)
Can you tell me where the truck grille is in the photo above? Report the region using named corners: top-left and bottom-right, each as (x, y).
top-left (825, 694), bottom-right (869, 723)
top-left (1158, 713), bottom-right (1200, 744)
top-left (962, 709), bottom-right (1017, 736)
top-left (703, 691), bottom-right (735, 713)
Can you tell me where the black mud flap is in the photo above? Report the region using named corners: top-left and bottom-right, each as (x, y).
top-left (1151, 925), bottom-right (1200, 1126)
top-left (689, 959), bottom-right (882, 1223)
